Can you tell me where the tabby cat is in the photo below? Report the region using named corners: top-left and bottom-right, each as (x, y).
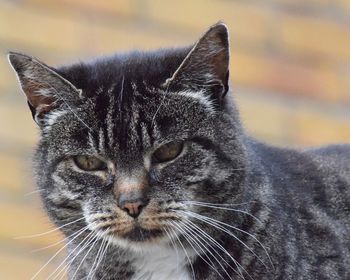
top-left (9, 23), bottom-right (350, 280)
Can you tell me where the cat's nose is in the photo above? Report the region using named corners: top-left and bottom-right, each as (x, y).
top-left (118, 197), bottom-right (148, 218)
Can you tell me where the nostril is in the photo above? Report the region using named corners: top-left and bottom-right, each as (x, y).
top-left (137, 204), bottom-right (143, 213)
top-left (120, 200), bottom-right (146, 218)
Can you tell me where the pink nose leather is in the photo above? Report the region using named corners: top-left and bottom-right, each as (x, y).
top-left (120, 200), bottom-right (145, 218)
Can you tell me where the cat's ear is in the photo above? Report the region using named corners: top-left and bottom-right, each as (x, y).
top-left (165, 22), bottom-right (230, 102)
top-left (8, 52), bottom-right (82, 124)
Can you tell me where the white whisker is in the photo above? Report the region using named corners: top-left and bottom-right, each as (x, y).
top-left (168, 221), bottom-right (196, 280)
top-left (92, 237), bottom-right (109, 279)
top-left (48, 230), bottom-right (95, 280)
top-left (15, 217), bottom-right (85, 240)
top-left (30, 225), bottom-right (89, 280)
top-left (174, 220), bottom-right (225, 279)
top-left (31, 226), bottom-right (88, 253)
top-left (182, 200), bottom-right (254, 207)
top-left (24, 189), bottom-right (45, 197)
top-left (70, 234), bottom-right (100, 280)
top-left (87, 231), bottom-right (108, 279)
top-left (183, 218), bottom-right (245, 280)
top-left (163, 226), bottom-right (180, 274)
top-left (182, 210), bottom-right (269, 272)
top-left (181, 209), bottom-right (274, 270)
top-left (185, 201), bottom-right (263, 224)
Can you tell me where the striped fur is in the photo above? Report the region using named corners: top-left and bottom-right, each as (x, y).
top-left (9, 23), bottom-right (350, 280)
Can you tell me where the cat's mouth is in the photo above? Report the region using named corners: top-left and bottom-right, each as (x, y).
top-left (110, 216), bottom-right (178, 242)
top-left (116, 225), bottom-right (164, 242)
top-left (87, 211), bottom-right (180, 243)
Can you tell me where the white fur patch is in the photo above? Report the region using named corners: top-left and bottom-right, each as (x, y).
top-left (36, 88), bottom-right (53, 97)
top-left (177, 90), bottom-right (215, 114)
top-left (43, 109), bottom-right (67, 133)
top-left (131, 245), bottom-right (191, 280)
top-left (45, 110), bottom-right (67, 126)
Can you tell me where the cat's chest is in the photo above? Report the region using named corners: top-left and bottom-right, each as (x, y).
top-left (130, 245), bottom-right (191, 280)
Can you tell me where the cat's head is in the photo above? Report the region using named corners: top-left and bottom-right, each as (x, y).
top-left (9, 23), bottom-right (246, 249)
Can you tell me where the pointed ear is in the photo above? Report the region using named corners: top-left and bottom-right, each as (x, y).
top-left (165, 22), bottom-right (230, 101)
top-left (8, 52), bottom-right (82, 124)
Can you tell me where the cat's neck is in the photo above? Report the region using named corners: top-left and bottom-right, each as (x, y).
top-left (67, 239), bottom-right (192, 280)
top-left (130, 244), bottom-right (191, 280)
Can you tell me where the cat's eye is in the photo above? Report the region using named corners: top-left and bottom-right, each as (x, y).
top-left (73, 155), bottom-right (107, 171)
top-left (152, 141), bottom-right (184, 163)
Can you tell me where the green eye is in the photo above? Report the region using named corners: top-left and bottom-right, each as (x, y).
top-left (73, 155), bottom-right (107, 171)
top-left (152, 141), bottom-right (184, 163)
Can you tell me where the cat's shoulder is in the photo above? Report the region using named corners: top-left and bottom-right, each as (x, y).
top-left (305, 143), bottom-right (350, 158)
top-left (304, 144), bottom-right (350, 174)
top-left (246, 138), bottom-right (350, 177)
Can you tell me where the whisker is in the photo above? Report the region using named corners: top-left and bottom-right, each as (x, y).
top-left (87, 231), bottom-right (108, 280)
top-left (173, 220), bottom-right (225, 280)
top-left (52, 232), bottom-right (97, 280)
top-left (47, 232), bottom-right (93, 279)
top-left (47, 230), bottom-right (95, 280)
top-left (181, 200), bottom-right (255, 207)
top-left (15, 216), bottom-right (85, 239)
top-left (31, 226), bottom-right (88, 253)
top-left (70, 234), bottom-right (100, 280)
top-left (178, 221), bottom-right (233, 280)
top-left (26, 76), bottom-right (93, 132)
top-left (163, 226), bottom-right (180, 274)
top-left (91, 237), bottom-right (109, 279)
top-left (181, 210), bottom-right (269, 272)
top-left (30, 225), bottom-right (89, 280)
top-left (181, 209), bottom-right (274, 270)
top-left (152, 78), bottom-right (171, 126)
top-left (168, 221), bottom-right (196, 280)
top-left (183, 218), bottom-right (245, 280)
top-left (55, 231), bottom-right (100, 280)
top-left (24, 189), bottom-right (45, 197)
top-left (184, 202), bottom-right (263, 224)
top-left (98, 241), bottom-right (111, 280)
top-left (86, 241), bottom-right (104, 279)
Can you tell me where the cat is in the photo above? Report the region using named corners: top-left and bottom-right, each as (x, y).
top-left (8, 22), bottom-right (350, 280)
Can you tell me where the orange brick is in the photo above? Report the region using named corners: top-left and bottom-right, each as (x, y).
top-left (139, 0), bottom-right (350, 64)
top-left (230, 51), bottom-right (346, 103)
top-left (280, 15), bottom-right (350, 62)
top-left (144, 0), bottom-right (272, 47)
top-left (330, 0), bottom-right (350, 12)
top-left (0, 153), bottom-right (30, 193)
top-left (236, 91), bottom-right (350, 147)
top-left (2, 1), bottom-right (349, 104)
top-left (24, 0), bottom-right (137, 18)
top-left (0, 251), bottom-right (62, 280)
top-left (236, 93), bottom-right (295, 146)
top-left (0, 202), bottom-right (63, 249)
top-left (261, 0), bottom-right (337, 8)
top-left (0, 1), bottom-right (181, 54)
top-left (0, 58), bottom-right (14, 92)
top-left (294, 108), bottom-right (350, 146)
top-left (0, 102), bottom-right (37, 147)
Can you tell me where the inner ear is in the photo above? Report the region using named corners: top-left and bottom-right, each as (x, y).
top-left (164, 22), bottom-right (230, 100)
top-left (8, 52), bottom-right (82, 123)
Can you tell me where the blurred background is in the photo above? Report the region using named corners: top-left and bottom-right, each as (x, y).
top-left (0, 0), bottom-right (349, 279)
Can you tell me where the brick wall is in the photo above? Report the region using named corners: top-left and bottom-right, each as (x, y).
top-left (0, 0), bottom-right (349, 278)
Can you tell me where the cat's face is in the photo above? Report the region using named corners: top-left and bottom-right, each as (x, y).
top-left (9, 23), bottom-right (245, 249)
top-left (41, 79), bottom-right (226, 246)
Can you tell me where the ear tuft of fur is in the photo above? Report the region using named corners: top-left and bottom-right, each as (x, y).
top-left (8, 51), bottom-right (81, 124)
top-left (165, 22), bottom-right (230, 102)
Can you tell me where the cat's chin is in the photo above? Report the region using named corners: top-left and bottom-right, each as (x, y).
top-left (104, 226), bottom-right (171, 251)
top-left (118, 225), bottom-right (164, 241)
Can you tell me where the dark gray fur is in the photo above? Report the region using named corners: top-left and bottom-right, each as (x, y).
top-left (8, 23), bottom-right (350, 280)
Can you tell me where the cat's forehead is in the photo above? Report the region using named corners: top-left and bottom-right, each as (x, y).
top-left (48, 52), bottom-right (212, 159)
top-left (57, 47), bottom-right (191, 94)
